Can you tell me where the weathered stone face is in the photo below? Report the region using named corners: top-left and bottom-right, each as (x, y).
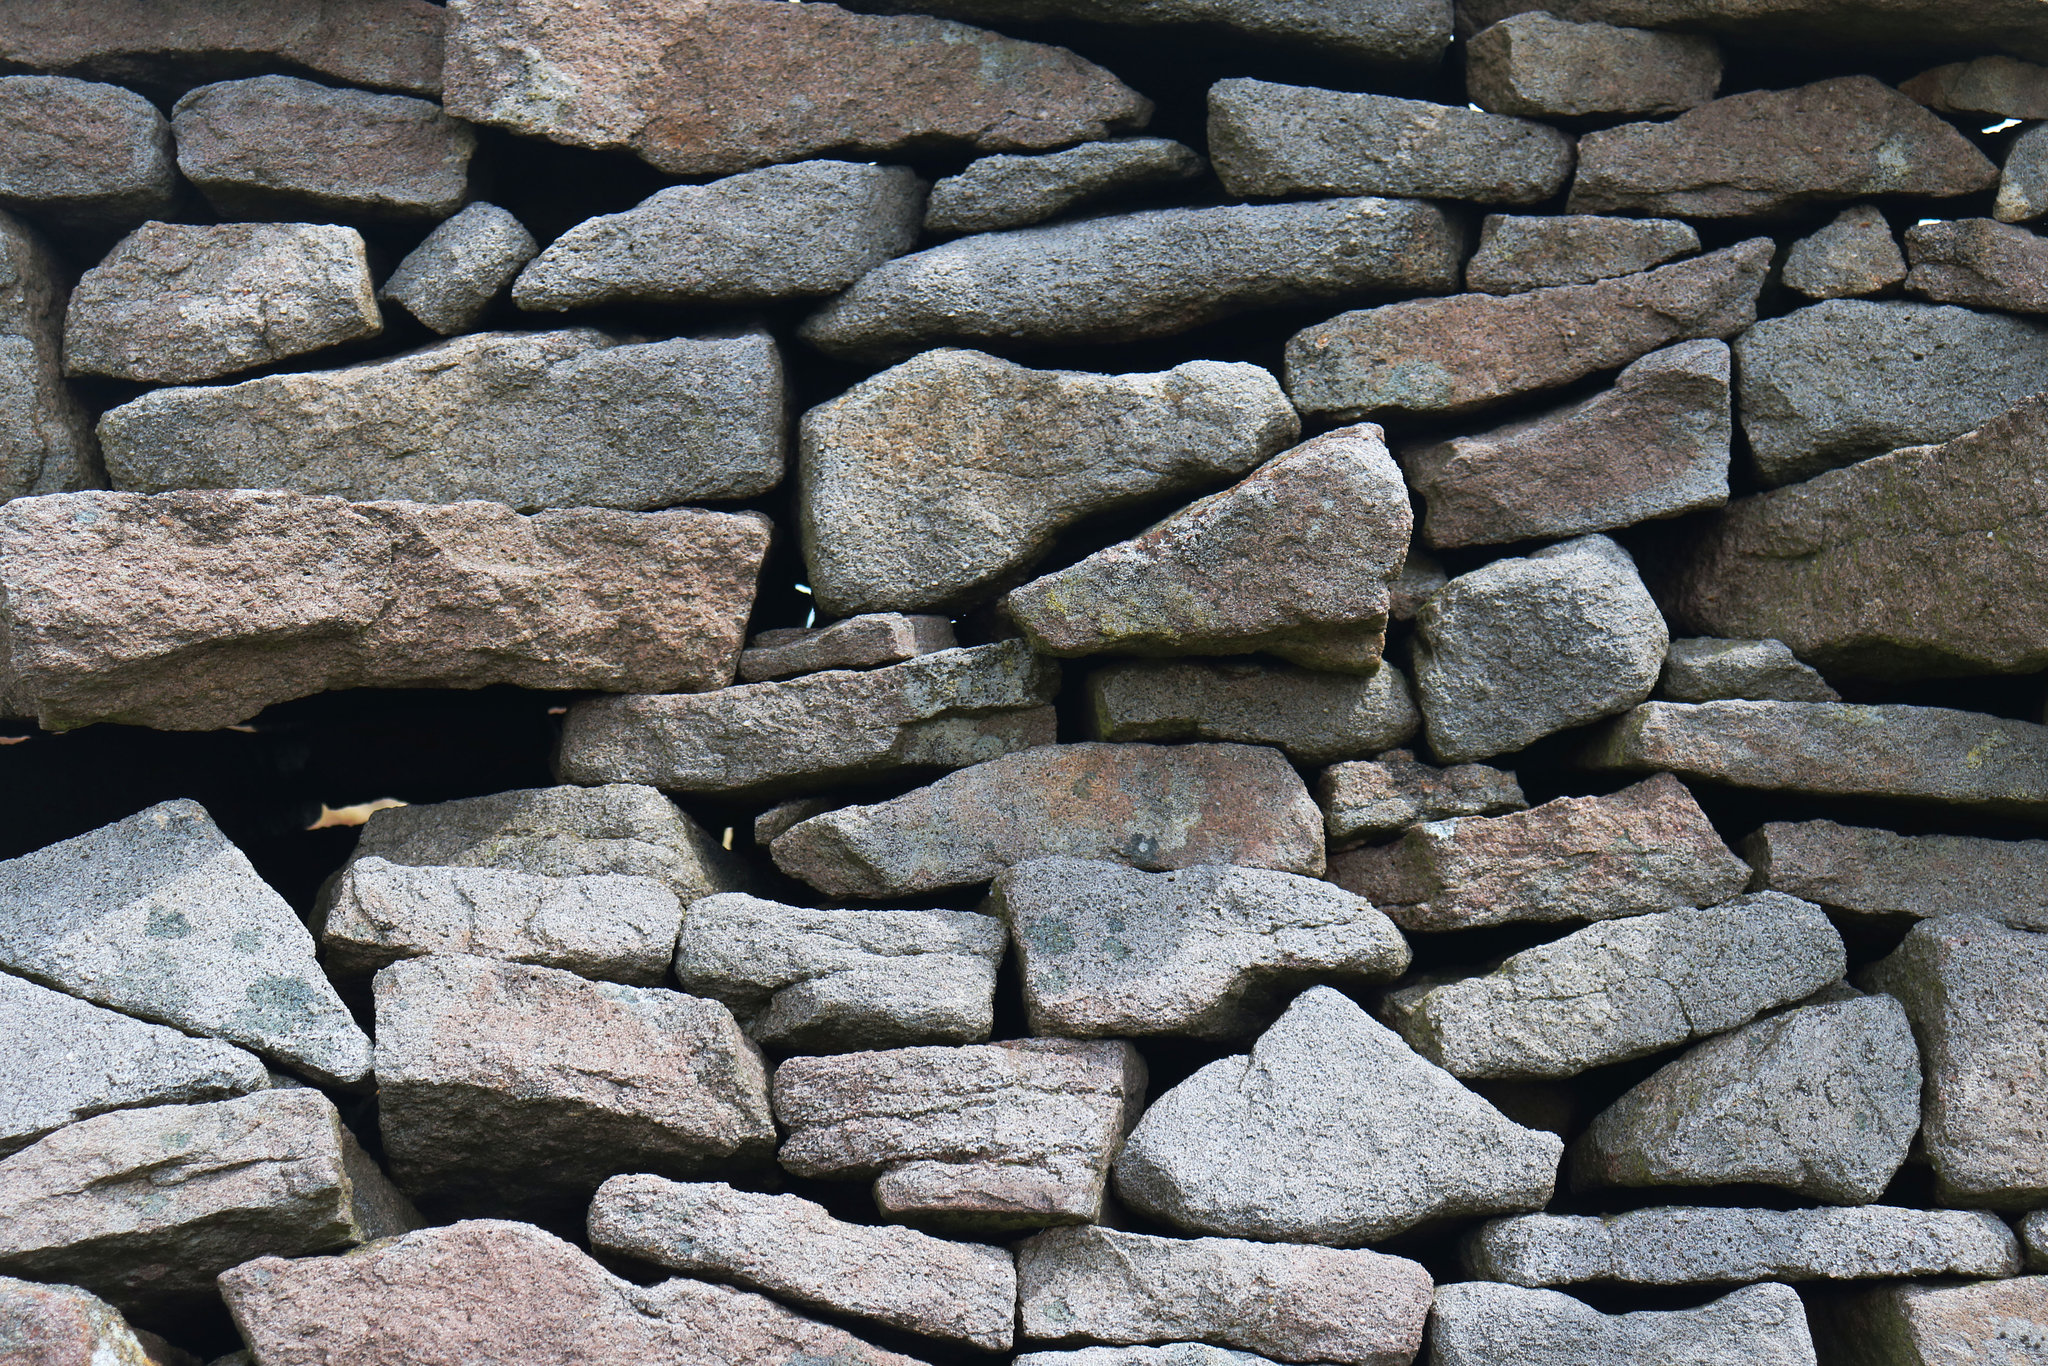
top-left (1660, 637), bottom-right (1837, 703)
top-left (1745, 819), bottom-right (2048, 929)
top-left (739, 614), bottom-right (957, 684)
top-left (925, 139), bottom-right (1204, 234)
top-left (0, 77), bottom-right (173, 232)
top-left (379, 202), bottom-right (537, 334)
top-left (2000, 123), bottom-right (2048, 222)
top-left (0, 1275), bottom-right (187, 1366)
top-left (0, 211), bottom-right (99, 502)
top-left (1086, 659), bottom-right (1417, 765)
top-left (1464, 213), bottom-right (1699, 294)
top-left (1783, 203), bottom-right (1906, 298)
top-left (1905, 216), bottom-right (2048, 314)
top-left (1466, 12), bottom-right (1722, 119)
top-left (1317, 750), bottom-right (1527, 848)
top-left (1903, 55), bottom-right (2048, 116)
top-left (1810, 1276), bottom-right (2048, 1366)
top-left (1430, 1282), bottom-right (1819, 1366)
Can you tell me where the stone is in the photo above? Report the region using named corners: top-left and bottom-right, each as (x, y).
top-left (2030, 1212), bottom-right (2048, 1269)
top-left (1905, 217), bottom-right (2048, 313)
top-left (1286, 238), bottom-right (1770, 420)
top-left (1430, 1281), bottom-right (1819, 1366)
top-left (1015, 1225), bottom-right (1431, 1366)
top-left (1401, 340), bottom-right (1730, 549)
top-left (1813, 1276), bottom-right (2048, 1366)
top-left (1317, 751), bottom-right (1527, 848)
top-left (1902, 56), bottom-right (2048, 118)
top-left (554, 640), bottom-right (1059, 798)
top-left (0, 970), bottom-right (268, 1157)
top-left (1466, 13), bottom-right (1721, 119)
top-left (444, 0), bottom-right (1149, 177)
top-left (0, 1089), bottom-right (416, 1325)
top-left (774, 1037), bottom-right (1144, 1232)
top-left (799, 349), bottom-right (1297, 615)
top-left (589, 1174), bottom-right (1016, 1350)
top-left (0, 211), bottom-right (99, 501)
top-left (1113, 987), bottom-right (1560, 1244)
top-left (219, 1219), bottom-right (925, 1366)
top-left (1086, 659), bottom-right (1417, 765)
top-left (1465, 214), bottom-right (1699, 294)
top-left (1661, 638), bottom-right (1838, 703)
top-left (1569, 993), bottom-right (1922, 1203)
top-left (1465, 1205), bottom-right (2021, 1287)
top-left (62, 222), bottom-right (379, 385)
top-left (1570, 76), bottom-right (1998, 217)
top-left (1008, 425), bottom-right (1411, 673)
top-left (1783, 204), bottom-right (1907, 298)
top-left (1390, 548), bottom-right (1448, 620)
top-left (1412, 535), bottom-right (1670, 763)
top-left (771, 742), bottom-right (1325, 898)
top-left (672, 893), bottom-right (1004, 1050)
top-left (1746, 820), bottom-right (2048, 929)
top-left (1330, 773), bottom-right (1749, 934)
top-left (926, 139), bottom-right (1204, 233)
top-left (171, 75), bottom-right (474, 222)
top-left (739, 614), bottom-right (956, 684)
top-left (1863, 914), bottom-right (2048, 1208)
top-left (1386, 893), bottom-right (1845, 1078)
top-left (98, 328), bottom-right (786, 512)
top-left (755, 798), bottom-right (840, 848)
top-left (378, 202), bottom-right (537, 334)
top-left (514, 163), bottom-right (924, 311)
top-left (989, 858), bottom-right (1409, 1039)
top-left (0, 76), bottom-right (173, 231)
top-left (374, 954), bottom-right (776, 1218)
top-left (0, 1275), bottom-right (195, 1366)
top-left (0, 799), bottom-right (370, 1087)
top-left (800, 198), bottom-right (1461, 361)
top-left (1998, 123), bottom-right (2048, 223)
top-left (1207, 79), bottom-right (1572, 204)
top-left (0, 492), bottom-right (769, 731)
top-left (1016, 1351), bottom-right (1278, 1366)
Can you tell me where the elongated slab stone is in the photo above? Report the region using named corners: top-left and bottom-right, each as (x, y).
top-left (0, 211), bottom-right (98, 502)
top-left (925, 139), bottom-right (1204, 234)
top-left (1317, 751), bottom-right (1527, 848)
top-left (1465, 12), bottom-right (1722, 119)
top-left (1015, 1350), bottom-right (1277, 1366)
top-left (379, 202), bottom-right (537, 334)
top-left (1456, 0), bottom-right (2048, 64)
top-left (1745, 820), bottom-right (2048, 929)
top-left (739, 614), bottom-right (956, 684)
top-left (1904, 55), bottom-right (2048, 117)
top-left (1783, 203), bottom-right (1907, 299)
top-left (1465, 213), bottom-right (1699, 294)
top-left (1431, 1282), bottom-right (1818, 1366)
top-left (0, 76), bottom-right (173, 232)
top-left (1812, 1276), bottom-right (2048, 1366)
top-left (1087, 659), bottom-right (1417, 765)
top-left (1905, 216), bottom-right (2048, 316)
top-left (1660, 638), bottom-right (1837, 703)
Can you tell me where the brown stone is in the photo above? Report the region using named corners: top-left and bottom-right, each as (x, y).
top-left (1086, 658), bottom-right (1418, 765)
top-left (1466, 12), bottom-right (1721, 120)
top-left (1465, 213), bottom-right (1700, 294)
top-left (1458, 0), bottom-right (2048, 63)
top-left (0, 1276), bottom-right (195, 1366)
top-left (0, 77), bottom-right (173, 233)
top-left (1781, 204), bottom-right (1906, 299)
top-left (1317, 750), bottom-right (1527, 848)
top-left (0, 212), bottom-right (98, 503)
top-left (1812, 1276), bottom-right (2048, 1364)
top-left (1906, 217), bottom-right (2048, 314)
top-left (1746, 819), bottom-right (2048, 930)
top-left (1903, 56), bottom-right (2048, 118)
top-left (739, 614), bottom-right (957, 683)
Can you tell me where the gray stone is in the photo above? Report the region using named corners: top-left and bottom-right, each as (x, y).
top-left (1570, 993), bottom-right (1922, 1203)
top-left (1904, 55), bottom-right (2048, 118)
top-left (1009, 425), bottom-right (1411, 673)
top-left (0, 1274), bottom-right (197, 1366)
top-left (1661, 638), bottom-right (1838, 703)
top-left (1745, 820), bottom-right (2048, 929)
top-left (989, 858), bottom-right (1409, 1040)
top-left (771, 742), bottom-right (1325, 898)
top-left (0, 210), bottom-right (99, 501)
top-left (98, 328), bottom-right (786, 512)
top-left (799, 349), bottom-right (1298, 615)
top-left (1316, 750), bottom-right (1527, 848)
top-left (514, 163), bottom-right (923, 311)
top-left (1811, 1276), bottom-right (2048, 1366)
top-left (754, 798), bottom-right (841, 848)
top-left (1387, 893), bottom-right (1846, 1078)
top-left (1087, 659), bottom-right (1417, 765)
top-left (379, 202), bottom-right (537, 334)
top-left (1412, 535), bottom-right (1670, 763)
top-left (774, 1038), bottom-right (1145, 1232)
top-left (171, 75), bottom-right (474, 222)
top-left (1016, 1351), bottom-right (1278, 1366)
top-left (1015, 1224), bottom-right (1432, 1366)
top-left (740, 614), bottom-right (956, 684)
top-left (800, 198), bottom-right (1461, 361)
top-left (1783, 204), bottom-right (1906, 299)
top-left (1906, 217), bottom-right (2048, 314)
top-left (1998, 122), bottom-right (2048, 223)
top-left (1465, 213), bottom-right (1699, 294)
top-left (1465, 12), bottom-right (1721, 119)
top-left (1457, 0), bottom-right (2048, 65)
top-left (1430, 1281), bottom-right (1818, 1366)
top-left (0, 76), bottom-right (173, 231)
top-left (1391, 548), bottom-right (1448, 620)
top-left (0, 799), bottom-right (370, 1087)
top-left (589, 1174), bottom-right (1016, 1350)
top-left (1400, 340), bottom-right (1731, 549)
top-left (672, 893), bottom-right (1004, 1050)
top-left (2029, 1212), bottom-right (2048, 1269)
top-left (926, 139), bottom-right (1203, 234)
top-left (373, 953), bottom-right (775, 1218)
top-left (1113, 987), bottom-right (1560, 1245)
top-left (555, 640), bottom-right (1058, 799)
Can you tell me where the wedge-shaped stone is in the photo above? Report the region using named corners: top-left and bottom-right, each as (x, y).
top-left (1465, 213), bottom-right (1699, 295)
top-left (1286, 239), bottom-right (1770, 420)
top-left (0, 211), bottom-right (98, 501)
top-left (0, 491), bottom-right (769, 730)
top-left (99, 328), bottom-right (786, 512)
top-left (926, 139), bottom-right (1203, 234)
top-left (2029, 1211), bottom-right (2048, 1269)
top-left (801, 198), bottom-right (1461, 361)
top-left (1317, 750), bottom-right (1527, 848)
top-left (1904, 55), bottom-right (2048, 116)
top-left (1466, 12), bottom-right (1721, 119)
top-left (1660, 638), bottom-right (1838, 703)
top-left (1114, 987), bottom-right (1561, 1244)
top-left (2000, 123), bottom-right (2048, 223)
top-left (1009, 426), bottom-right (1411, 673)
top-left (379, 202), bottom-right (537, 334)
top-left (1387, 893), bottom-right (1845, 1078)
top-left (1811, 1276), bottom-right (2048, 1366)
top-left (1746, 820), bottom-right (2048, 929)
top-left (774, 1038), bottom-right (1144, 1232)
top-left (0, 76), bottom-right (173, 232)
top-left (989, 858), bottom-right (1409, 1039)
top-left (772, 742), bottom-right (1325, 898)
top-left (1016, 1225), bottom-right (1431, 1366)
top-left (590, 1175), bottom-right (1016, 1350)
top-left (374, 954), bottom-right (775, 1219)
top-left (673, 894), bottom-right (1003, 1050)
top-left (1906, 216), bottom-right (2048, 314)
top-left (740, 614), bottom-right (956, 683)
top-left (1087, 659), bottom-right (1417, 765)
top-left (1783, 203), bottom-right (1906, 299)
top-left (0, 1275), bottom-right (191, 1366)
top-left (799, 349), bottom-right (1298, 615)
top-left (1432, 1281), bottom-right (1816, 1366)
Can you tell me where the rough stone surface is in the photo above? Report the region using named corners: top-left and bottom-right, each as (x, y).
top-left (925, 139), bottom-right (1204, 234)
top-left (672, 893), bottom-right (1004, 1051)
top-left (1015, 1351), bottom-right (1277, 1366)
top-left (1661, 638), bottom-right (1838, 703)
top-left (1570, 76), bottom-right (1998, 216)
top-left (799, 349), bottom-right (1299, 615)
top-left (1465, 213), bottom-right (1699, 294)
top-left (989, 858), bottom-right (1409, 1039)
top-left (443, 0), bottom-right (1150, 177)
top-left (739, 614), bottom-right (957, 684)
top-left (1391, 549), bottom-right (1448, 620)
top-left (1286, 239), bottom-right (1770, 420)
top-left (1401, 340), bottom-right (1731, 548)
top-left (2030, 1212), bottom-right (2048, 1270)
top-left (63, 222), bottom-right (380, 384)
top-left (1317, 751), bottom-right (1527, 848)
top-left (1903, 55), bottom-right (2048, 117)
top-left (0, 1275), bottom-right (192, 1366)
top-left (99, 328), bottom-right (786, 512)
top-left (1208, 79), bottom-right (1572, 204)
top-left (1745, 819), bottom-right (2048, 929)
top-left (1998, 122), bottom-right (2048, 223)
top-left (1008, 425), bottom-right (1412, 673)
top-left (590, 1174), bottom-right (1016, 1350)
top-left (1015, 1225), bottom-right (1432, 1366)
top-left (771, 742), bottom-right (1325, 898)
top-left (0, 77), bottom-right (173, 231)
top-left (774, 1038), bottom-right (1145, 1232)
top-left (1087, 660), bottom-right (1416, 766)
top-left (800, 198), bottom-right (1461, 361)
top-left (373, 953), bottom-right (775, 1217)
top-left (514, 163), bottom-right (924, 310)
top-left (0, 211), bottom-right (99, 501)
top-left (379, 202), bottom-right (537, 334)
top-left (0, 491), bottom-right (769, 731)
top-left (1466, 13), bottom-right (1722, 119)
top-left (555, 640), bottom-right (1059, 798)
top-left (1905, 217), bottom-right (2048, 313)
top-left (1813, 1276), bottom-right (2048, 1366)
top-left (1113, 987), bottom-right (1561, 1244)
top-left (1412, 535), bottom-right (1670, 763)
top-left (1430, 1281), bottom-right (1819, 1366)
top-left (1386, 893), bottom-right (1846, 1078)
top-left (1783, 204), bottom-right (1906, 298)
